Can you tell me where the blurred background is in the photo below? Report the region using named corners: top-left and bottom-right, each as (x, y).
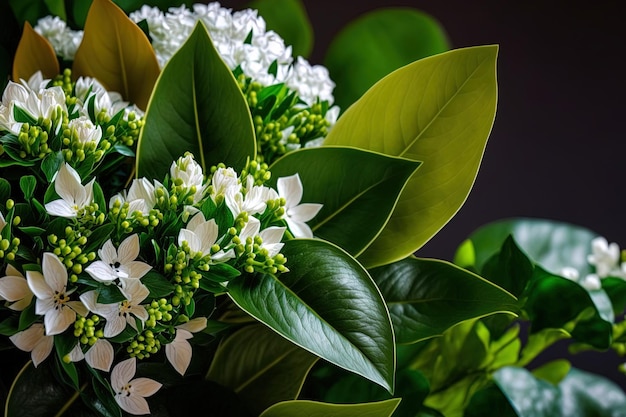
top-left (227, 0), bottom-right (626, 388)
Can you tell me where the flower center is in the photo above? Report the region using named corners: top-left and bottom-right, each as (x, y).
top-left (52, 289), bottom-right (69, 310)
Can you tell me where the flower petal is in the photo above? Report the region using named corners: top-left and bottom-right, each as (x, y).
top-left (277, 174), bottom-right (303, 208)
top-left (30, 332), bottom-right (54, 367)
top-left (177, 317), bottom-right (207, 333)
top-left (44, 305), bottom-right (75, 335)
top-left (9, 323), bottom-right (44, 351)
top-left (42, 252), bottom-right (68, 291)
top-left (67, 300), bottom-right (89, 317)
top-left (85, 339), bottom-right (114, 372)
top-left (98, 239), bottom-right (117, 265)
top-left (45, 199), bottom-right (77, 217)
top-left (285, 217), bottom-right (314, 239)
top-left (85, 261), bottom-right (118, 282)
top-left (131, 377), bottom-right (162, 397)
top-left (116, 393), bottom-right (151, 416)
top-left (104, 315), bottom-right (127, 338)
top-left (165, 331), bottom-right (193, 375)
top-left (288, 203), bottom-right (322, 223)
top-left (117, 234), bottom-right (140, 265)
top-left (0, 275), bottom-right (31, 301)
top-left (112, 357), bottom-right (136, 391)
top-left (54, 163), bottom-right (84, 206)
top-left (26, 270), bottom-right (52, 300)
top-left (124, 261), bottom-right (152, 280)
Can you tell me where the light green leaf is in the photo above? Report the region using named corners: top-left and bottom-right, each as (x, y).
top-left (370, 257), bottom-right (517, 344)
top-left (325, 45), bottom-right (498, 268)
top-left (227, 239), bottom-right (395, 392)
top-left (454, 217), bottom-right (598, 276)
top-left (136, 21), bottom-right (256, 180)
top-left (206, 324), bottom-right (318, 416)
top-left (531, 359), bottom-right (571, 385)
top-left (44, 0), bottom-right (66, 21)
top-left (259, 399), bottom-right (401, 417)
top-left (72, 0), bottom-right (160, 110)
top-left (325, 8), bottom-right (449, 110)
top-left (249, 0), bottom-right (313, 58)
top-left (269, 147), bottom-right (421, 256)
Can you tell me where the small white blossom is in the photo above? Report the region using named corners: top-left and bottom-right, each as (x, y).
top-left (110, 178), bottom-right (159, 217)
top-left (178, 212), bottom-right (234, 260)
top-left (588, 237), bottom-right (623, 278)
top-left (111, 357), bottom-right (162, 415)
top-left (276, 173), bottom-right (322, 238)
top-left (239, 217), bottom-right (286, 258)
top-left (34, 16), bottom-right (83, 60)
top-left (68, 116), bottom-right (102, 147)
top-left (171, 154), bottom-right (206, 203)
top-left (9, 323), bottom-right (54, 367)
top-left (165, 317), bottom-right (207, 375)
top-left (45, 163), bottom-right (95, 218)
top-left (0, 264), bottom-right (34, 311)
top-left (225, 175), bottom-right (275, 217)
top-left (26, 253), bottom-right (88, 335)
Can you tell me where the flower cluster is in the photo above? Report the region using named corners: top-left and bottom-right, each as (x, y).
top-left (560, 236), bottom-right (626, 290)
top-left (34, 2), bottom-right (340, 164)
top-left (0, 72), bottom-right (322, 414)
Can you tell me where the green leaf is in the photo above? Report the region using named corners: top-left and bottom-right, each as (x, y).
top-left (136, 21), bottom-right (256, 180)
top-left (454, 218), bottom-right (598, 276)
top-left (19, 175), bottom-right (36, 200)
top-left (531, 359), bottom-right (571, 385)
top-left (0, 178), bottom-right (11, 205)
top-left (227, 239), bottom-right (395, 392)
top-left (8, 0), bottom-right (49, 26)
top-left (44, 0), bottom-right (67, 21)
top-left (12, 22), bottom-right (60, 82)
top-left (142, 270), bottom-right (174, 298)
top-left (481, 236), bottom-right (534, 298)
top-left (249, 0), bottom-right (313, 58)
top-left (269, 147), bottom-right (421, 256)
top-left (72, 0), bottom-right (160, 110)
top-left (602, 277), bottom-right (626, 315)
top-left (370, 257), bottom-right (517, 344)
top-left (325, 8), bottom-right (449, 110)
top-left (207, 324), bottom-right (318, 415)
top-left (324, 45), bottom-right (498, 268)
top-left (259, 399), bottom-right (401, 417)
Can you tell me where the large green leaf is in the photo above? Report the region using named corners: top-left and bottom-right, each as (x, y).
top-left (8, 0), bottom-right (49, 26)
top-left (248, 0), bottom-right (313, 58)
top-left (227, 239), bottom-right (395, 392)
top-left (269, 147), bottom-right (421, 256)
top-left (324, 8), bottom-right (449, 110)
top-left (480, 236), bottom-right (534, 298)
top-left (12, 22), bottom-right (59, 82)
top-left (72, 0), bottom-right (160, 110)
top-left (206, 324), bottom-right (318, 416)
top-left (493, 366), bottom-right (626, 417)
top-left (370, 257), bottom-right (517, 344)
top-left (324, 45), bottom-right (498, 268)
top-left (136, 21), bottom-right (256, 180)
top-left (454, 217), bottom-right (598, 276)
top-left (259, 399), bottom-right (401, 417)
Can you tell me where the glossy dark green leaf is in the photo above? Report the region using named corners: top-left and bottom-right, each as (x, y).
top-left (207, 324), bottom-right (317, 415)
top-left (227, 239), bottom-right (395, 392)
top-left (325, 46), bottom-right (498, 268)
top-left (454, 218), bottom-right (598, 276)
top-left (44, 0), bottom-right (66, 20)
top-left (464, 384), bottom-right (518, 417)
top-left (325, 8), bottom-right (449, 109)
top-left (602, 277), bottom-right (626, 315)
top-left (142, 271), bottom-right (174, 298)
top-left (370, 257), bottom-right (518, 344)
top-left (136, 21), bottom-right (256, 180)
top-left (19, 175), bottom-right (36, 200)
top-left (481, 236), bottom-right (534, 298)
top-left (249, 0), bottom-right (313, 58)
top-left (259, 399), bottom-right (401, 417)
top-left (494, 366), bottom-right (626, 417)
top-left (269, 147), bottom-right (421, 256)
top-left (8, 0), bottom-right (49, 26)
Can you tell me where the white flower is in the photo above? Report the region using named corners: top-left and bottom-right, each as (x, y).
top-left (211, 167), bottom-right (239, 200)
top-left (276, 173), bottom-right (322, 238)
top-left (9, 323), bottom-right (54, 367)
top-left (68, 338), bottom-right (114, 372)
top-left (34, 16), bottom-right (82, 61)
top-left (0, 264), bottom-right (34, 311)
top-left (171, 154), bottom-right (206, 203)
top-left (26, 253), bottom-right (88, 335)
top-left (0, 81), bottom-right (66, 134)
top-left (178, 212), bottom-right (234, 261)
top-left (239, 217), bottom-right (286, 258)
top-left (45, 163), bottom-right (95, 218)
top-left (165, 317), bottom-right (207, 375)
top-left (111, 357), bottom-right (162, 415)
top-left (67, 116), bottom-right (102, 147)
top-left (587, 237), bottom-right (622, 278)
top-left (286, 57), bottom-right (336, 105)
top-left (84, 234), bottom-right (152, 291)
top-left (80, 280), bottom-right (149, 338)
top-left (224, 175), bottom-right (275, 217)
top-left (110, 178), bottom-right (158, 217)
top-left (74, 76), bottom-right (131, 118)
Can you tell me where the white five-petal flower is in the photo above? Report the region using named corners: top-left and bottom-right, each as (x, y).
top-left (9, 323), bottom-right (54, 367)
top-left (165, 317), bottom-right (207, 375)
top-left (276, 173), bottom-right (322, 238)
top-left (27, 253), bottom-right (88, 335)
top-left (111, 357), bottom-right (162, 415)
top-left (178, 212), bottom-right (234, 260)
top-left (45, 163), bottom-right (95, 218)
top-left (0, 264), bottom-right (34, 311)
top-left (85, 234), bottom-right (152, 286)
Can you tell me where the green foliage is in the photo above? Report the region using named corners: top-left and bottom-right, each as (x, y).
top-left (325, 45), bottom-right (498, 268)
top-left (370, 257), bottom-right (518, 344)
top-left (259, 399), bottom-right (401, 417)
top-left (227, 239), bottom-right (395, 393)
top-left (269, 147), bottom-right (421, 256)
top-left (249, 0), bottom-right (313, 58)
top-left (136, 21), bottom-right (256, 179)
top-left (325, 8), bottom-right (449, 110)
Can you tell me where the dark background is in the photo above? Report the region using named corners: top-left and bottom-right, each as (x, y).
top-left (226, 0), bottom-right (626, 389)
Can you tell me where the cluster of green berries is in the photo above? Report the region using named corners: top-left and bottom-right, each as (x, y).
top-left (109, 200), bottom-right (163, 236)
top-left (73, 315), bottom-right (104, 347)
top-left (47, 226), bottom-right (96, 281)
top-left (127, 329), bottom-right (161, 360)
top-left (16, 122), bottom-right (53, 160)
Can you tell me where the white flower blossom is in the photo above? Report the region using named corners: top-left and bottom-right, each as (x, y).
top-left (587, 237), bottom-right (623, 278)
top-left (224, 175), bottom-right (275, 217)
top-left (239, 216), bottom-right (286, 258)
top-left (26, 253), bottom-right (88, 335)
top-left (110, 178), bottom-right (159, 217)
top-left (111, 357), bottom-right (162, 415)
top-left (45, 163), bottom-right (95, 218)
top-left (68, 116), bottom-right (102, 147)
top-left (9, 323), bottom-right (54, 367)
top-left (178, 212), bottom-right (234, 260)
top-left (171, 154), bottom-right (206, 203)
top-left (34, 16), bottom-right (83, 61)
top-left (165, 317), bottom-right (207, 375)
top-left (276, 173), bottom-right (322, 238)
top-left (68, 338), bottom-right (114, 372)
top-left (0, 264), bottom-right (33, 311)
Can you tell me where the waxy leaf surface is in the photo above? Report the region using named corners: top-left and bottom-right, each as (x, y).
top-left (325, 45), bottom-right (498, 268)
top-left (269, 147), bottom-right (421, 256)
top-left (227, 239), bottom-right (395, 392)
top-left (136, 21), bottom-right (255, 180)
